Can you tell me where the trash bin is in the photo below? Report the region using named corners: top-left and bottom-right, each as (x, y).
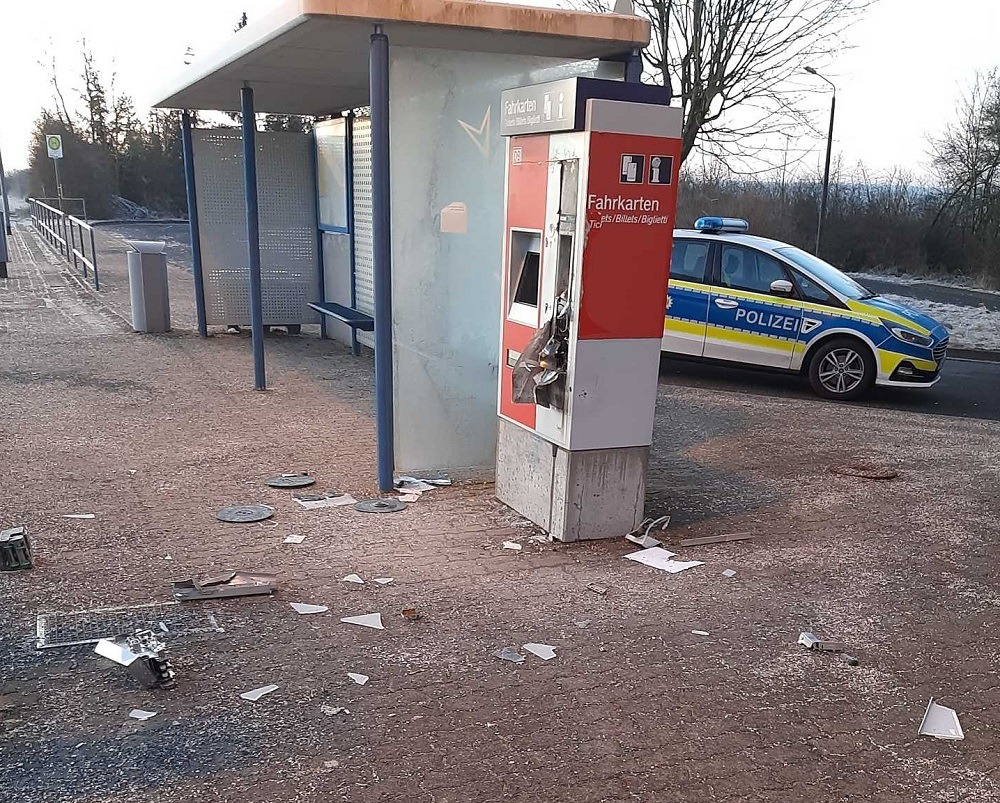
top-left (125, 240), bottom-right (171, 333)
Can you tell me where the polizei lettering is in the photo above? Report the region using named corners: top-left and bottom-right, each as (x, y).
top-left (588, 194), bottom-right (661, 212)
top-left (734, 308), bottom-right (800, 332)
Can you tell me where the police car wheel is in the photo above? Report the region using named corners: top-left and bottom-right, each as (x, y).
top-left (808, 338), bottom-right (876, 400)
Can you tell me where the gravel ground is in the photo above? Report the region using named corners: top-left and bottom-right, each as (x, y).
top-left (3, 219), bottom-right (1000, 802)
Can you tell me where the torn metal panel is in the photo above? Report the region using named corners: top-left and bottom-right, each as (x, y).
top-left (36, 601), bottom-right (222, 650)
top-left (172, 570), bottom-right (276, 601)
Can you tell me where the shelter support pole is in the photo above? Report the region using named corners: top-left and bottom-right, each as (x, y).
top-left (241, 84), bottom-right (267, 391)
top-left (625, 47), bottom-right (642, 83)
top-left (181, 111), bottom-right (209, 337)
top-left (370, 25), bottom-right (395, 491)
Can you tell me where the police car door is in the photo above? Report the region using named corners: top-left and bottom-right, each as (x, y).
top-left (662, 238), bottom-right (713, 356)
top-left (704, 244), bottom-right (803, 368)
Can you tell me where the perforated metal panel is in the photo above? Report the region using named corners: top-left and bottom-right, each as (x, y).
top-left (192, 129), bottom-right (320, 326)
top-left (351, 117), bottom-right (375, 349)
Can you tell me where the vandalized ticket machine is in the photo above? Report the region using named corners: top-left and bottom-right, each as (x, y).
top-left (496, 77), bottom-right (682, 541)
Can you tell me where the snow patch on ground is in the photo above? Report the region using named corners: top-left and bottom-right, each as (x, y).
top-left (850, 270), bottom-right (1000, 296)
top-left (880, 293), bottom-right (1000, 351)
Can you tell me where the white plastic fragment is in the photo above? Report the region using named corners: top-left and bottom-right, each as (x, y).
top-left (321, 705), bottom-right (351, 716)
top-left (283, 534), bottom-right (306, 544)
top-left (397, 493), bottom-right (421, 503)
top-left (494, 647), bottom-right (525, 664)
top-left (240, 684), bottom-right (279, 701)
top-left (129, 709), bottom-right (158, 721)
top-left (374, 577), bottom-right (394, 585)
top-left (347, 672), bottom-right (370, 686)
top-left (624, 547), bottom-right (703, 573)
top-left (340, 613), bottom-right (384, 630)
top-left (502, 541), bottom-right (522, 552)
top-left (625, 532), bottom-right (661, 549)
top-left (94, 639), bottom-right (142, 667)
top-left (918, 698), bottom-right (965, 740)
top-left (692, 630), bottom-right (710, 636)
top-left (523, 643), bottom-right (557, 660)
top-left (289, 602), bottom-right (329, 615)
top-left (62, 514), bottom-right (96, 519)
top-left (722, 569), bottom-right (737, 578)
top-left (342, 574), bottom-right (365, 585)
top-left (294, 494), bottom-right (357, 510)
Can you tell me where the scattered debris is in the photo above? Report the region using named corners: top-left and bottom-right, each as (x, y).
top-left (502, 541), bottom-right (522, 552)
top-left (494, 647), bottom-right (525, 664)
top-left (625, 532), bottom-right (661, 549)
top-left (61, 514), bottom-right (95, 520)
top-left (265, 473), bottom-right (316, 489)
top-left (321, 705), bottom-right (351, 716)
top-left (289, 603), bottom-right (329, 615)
top-left (843, 654), bottom-right (860, 666)
top-left (396, 475), bottom-right (452, 489)
top-left (0, 526), bottom-right (32, 571)
top-left (528, 534), bottom-right (553, 543)
top-left (216, 504), bottom-right (274, 523)
top-left (586, 582), bottom-right (608, 595)
top-left (340, 613), bottom-right (384, 630)
top-left (342, 574), bottom-right (365, 585)
top-left (394, 478), bottom-right (437, 493)
top-left (831, 463), bottom-right (898, 480)
top-left (626, 515), bottom-right (670, 548)
top-left (354, 499), bottom-right (407, 514)
top-left (240, 684), bottom-right (279, 702)
top-left (401, 607), bottom-right (421, 622)
top-left (523, 642), bottom-right (556, 660)
top-left (293, 492), bottom-right (357, 510)
top-left (95, 631), bottom-right (175, 690)
top-left (347, 672), bottom-right (369, 685)
top-left (128, 709), bottom-right (158, 721)
top-left (173, 570), bottom-right (276, 601)
top-left (574, 620), bottom-right (590, 628)
top-left (396, 493), bottom-right (421, 503)
top-left (797, 631), bottom-right (845, 652)
top-left (624, 547), bottom-right (703, 574)
top-left (721, 569), bottom-right (737, 578)
top-left (678, 532), bottom-right (753, 547)
top-left (374, 577), bottom-right (394, 585)
top-left (691, 630), bottom-right (710, 637)
top-left (918, 698), bottom-right (965, 740)
top-left (283, 534), bottom-right (306, 544)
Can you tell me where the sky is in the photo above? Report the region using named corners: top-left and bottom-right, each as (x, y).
top-left (0, 0), bottom-right (997, 177)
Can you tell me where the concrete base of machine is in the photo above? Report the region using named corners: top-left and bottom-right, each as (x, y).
top-left (495, 418), bottom-right (647, 542)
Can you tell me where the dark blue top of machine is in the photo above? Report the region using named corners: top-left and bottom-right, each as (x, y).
top-left (500, 77), bottom-right (673, 137)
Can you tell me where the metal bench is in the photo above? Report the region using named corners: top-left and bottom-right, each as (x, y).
top-left (307, 302), bottom-right (375, 331)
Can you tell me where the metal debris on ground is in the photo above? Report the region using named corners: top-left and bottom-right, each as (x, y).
top-left (321, 705), bottom-right (351, 716)
top-left (502, 541), bottom-right (522, 552)
top-left (240, 684), bottom-right (280, 702)
top-left (216, 504), bottom-right (274, 523)
top-left (173, 570), bottom-right (276, 601)
top-left (843, 654), bottom-right (860, 666)
top-left (830, 463), bottom-right (899, 480)
top-left (95, 630), bottom-right (176, 690)
top-left (394, 478), bottom-right (436, 493)
top-left (586, 582), bottom-right (608, 595)
top-left (347, 672), bottom-right (370, 685)
top-left (354, 498), bottom-right (407, 514)
top-left (797, 631), bottom-right (845, 652)
top-left (340, 613), bottom-right (384, 630)
top-left (128, 709), bottom-right (158, 721)
top-left (36, 601), bottom-right (221, 649)
top-left (721, 569), bottom-right (737, 578)
top-left (624, 547), bottom-right (704, 574)
top-left (523, 643), bottom-right (556, 660)
top-left (692, 630), bottom-right (710, 636)
top-left (494, 647), bottom-right (526, 664)
top-left (61, 514), bottom-right (96, 520)
top-left (625, 515), bottom-right (670, 548)
top-left (0, 526), bottom-right (32, 571)
top-left (374, 577), bottom-right (394, 585)
top-left (678, 532), bottom-right (754, 547)
top-left (293, 492), bottom-right (357, 510)
top-left (342, 574), bottom-right (365, 585)
top-left (396, 493), bottom-right (421, 503)
top-left (918, 698), bottom-right (965, 740)
top-left (401, 607), bottom-right (421, 622)
top-left (283, 534), bottom-right (306, 544)
top-left (289, 602), bottom-right (329, 615)
top-left (265, 473), bottom-right (316, 489)
top-left (396, 475), bottom-right (452, 489)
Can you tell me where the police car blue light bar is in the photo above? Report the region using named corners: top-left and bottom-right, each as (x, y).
top-left (694, 216), bottom-right (750, 233)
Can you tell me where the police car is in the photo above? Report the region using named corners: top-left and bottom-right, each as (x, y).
top-left (663, 217), bottom-right (949, 400)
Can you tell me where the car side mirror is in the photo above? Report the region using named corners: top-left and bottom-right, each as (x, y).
top-left (770, 279), bottom-right (794, 297)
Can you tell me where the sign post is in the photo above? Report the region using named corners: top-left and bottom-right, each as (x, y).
top-left (46, 134), bottom-right (64, 207)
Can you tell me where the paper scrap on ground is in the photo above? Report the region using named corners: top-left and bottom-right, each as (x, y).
top-left (342, 573), bottom-right (364, 585)
top-left (129, 709), bottom-right (158, 721)
top-left (502, 541), bottom-right (522, 552)
top-left (294, 494), bottom-right (357, 510)
top-left (283, 534), bottom-right (306, 544)
top-left (494, 647), bottom-right (525, 664)
top-left (62, 514), bottom-right (96, 519)
top-left (397, 493), bottom-right (421, 503)
top-left (722, 569), bottom-right (737, 578)
top-left (341, 613), bottom-right (384, 630)
top-left (528, 534), bottom-right (552, 543)
top-left (624, 547), bottom-right (703, 574)
top-left (240, 684), bottom-right (279, 701)
top-left (919, 698), bottom-right (965, 740)
top-left (290, 602), bottom-right (329, 615)
top-left (692, 630), bottom-right (710, 636)
top-left (374, 577), bottom-right (394, 585)
top-left (347, 672), bottom-right (370, 686)
top-left (321, 705), bottom-right (351, 716)
top-left (523, 643), bottom-right (556, 660)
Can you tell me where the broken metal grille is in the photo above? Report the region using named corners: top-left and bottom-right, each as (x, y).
top-left (35, 601), bottom-right (223, 650)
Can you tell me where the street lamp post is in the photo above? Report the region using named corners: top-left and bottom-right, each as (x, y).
top-left (806, 66), bottom-right (836, 257)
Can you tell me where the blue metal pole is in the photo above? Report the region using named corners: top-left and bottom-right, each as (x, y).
top-left (625, 47), bottom-right (643, 83)
top-left (370, 26), bottom-right (394, 491)
top-left (181, 111), bottom-right (209, 337)
top-left (345, 111), bottom-right (359, 357)
top-left (241, 85), bottom-right (267, 391)
top-left (310, 128), bottom-right (328, 340)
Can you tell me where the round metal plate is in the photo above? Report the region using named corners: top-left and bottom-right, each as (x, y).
top-left (216, 504), bottom-right (275, 523)
top-left (265, 474), bottom-right (316, 489)
top-left (353, 498), bottom-right (407, 514)
top-left (830, 464), bottom-right (899, 480)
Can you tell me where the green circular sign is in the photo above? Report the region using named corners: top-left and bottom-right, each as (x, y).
top-left (47, 135), bottom-right (61, 150)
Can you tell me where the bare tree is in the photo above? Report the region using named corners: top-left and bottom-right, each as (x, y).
top-left (580, 0), bottom-right (871, 168)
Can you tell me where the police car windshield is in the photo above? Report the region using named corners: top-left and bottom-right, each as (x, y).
top-left (774, 247), bottom-right (875, 300)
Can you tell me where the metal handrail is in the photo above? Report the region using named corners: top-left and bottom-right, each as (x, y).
top-left (27, 198), bottom-right (99, 290)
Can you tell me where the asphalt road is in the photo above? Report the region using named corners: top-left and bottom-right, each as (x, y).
top-left (659, 355), bottom-right (1000, 421)
top-left (853, 275), bottom-right (1000, 312)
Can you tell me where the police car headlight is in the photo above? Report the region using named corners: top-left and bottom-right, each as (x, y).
top-left (891, 327), bottom-right (933, 347)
